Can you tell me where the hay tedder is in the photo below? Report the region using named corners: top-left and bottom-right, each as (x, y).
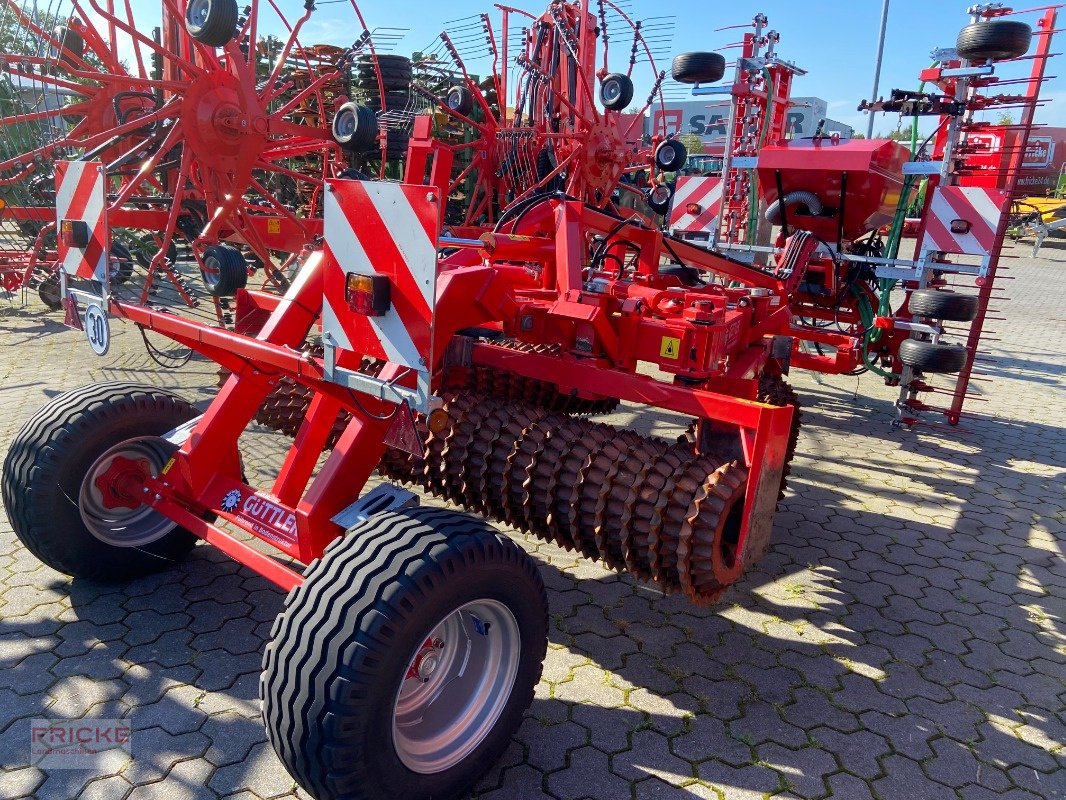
top-left (0, 0), bottom-right (1057, 798)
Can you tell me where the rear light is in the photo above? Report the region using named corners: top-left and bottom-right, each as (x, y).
top-left (60, 219), bottom-right (90, 248)
top-left (345, 272), bottom-right (390, 316)
top-left (427, 408), bottom-right (450, 434)
top-left (950, 219), bottom-right (971, 234)
top-left (686, 202), bottom-right (702, 215)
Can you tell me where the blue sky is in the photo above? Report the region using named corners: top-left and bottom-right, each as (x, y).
top-left (103, 1), bottom-right (1061, 131)
top-left (300, 0), bottom-right (1064, 131)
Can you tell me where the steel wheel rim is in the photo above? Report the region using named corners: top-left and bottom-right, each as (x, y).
top-left (201, 255), bottom-right (222, 291)
top-left (336, 109), bottom-right (356, 138)
top-left (78, 438), bottom-right (179, 547)
top-left (392, 598), bottom-right (520, 774)
top-left (188, 0), bottom-right (211, 28)
top-left (602, 80), bottom-right (621, 103)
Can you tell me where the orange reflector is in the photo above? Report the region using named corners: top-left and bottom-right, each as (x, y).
top-left (60, 219), bottom-right (90, 248)
top-left (427, 408), bottom-right (450, 434)
top-left (686, 202), bottom-right (702, 215)
top-left (345, 272), bottom-right (390, 316)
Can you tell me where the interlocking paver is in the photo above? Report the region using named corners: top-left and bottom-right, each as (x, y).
top-left (1, 238), bottom-right (1065, 800)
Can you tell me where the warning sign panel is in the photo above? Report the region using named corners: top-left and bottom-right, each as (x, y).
top-left (660, 336), bottom-right (681, 359)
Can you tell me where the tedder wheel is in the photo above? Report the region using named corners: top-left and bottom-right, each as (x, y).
top-left (908, 289), bottom-right (980, 322)
top-left (956, 20), bottom-right (1032, 62)
top-left (37, 274), bottom-right (62, 310)
top-left (671, 52), bottom-right (726, 84)
top-left (654, 139), bottom-right (688, 172)
top-left (1, 383), bottom-right (201, 581)
top-left (109, 242), bottom-right (135, 285)
top-left (446, 86), bottom-right (475, 117)
top-left (200, 244), bottom-right (248, 296)
top-left (332, 102), bottom-right (379, 152)
top-left (261, 506), bottom-right (548, 800)
top-left (52, 25), bottom-right (85, 67)
top-left (898, 339), bottom-right (969, 373)
top-left (185, 0), bottom-right (239, 47)
top-left (599, 73), bottom-right (634, 111)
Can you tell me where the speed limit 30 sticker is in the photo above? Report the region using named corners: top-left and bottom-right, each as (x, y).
top-left (84, 304), bottom-right (111, 357)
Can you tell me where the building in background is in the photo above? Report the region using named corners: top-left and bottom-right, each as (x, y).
top-left (647, 95), bottom-right (854, 155)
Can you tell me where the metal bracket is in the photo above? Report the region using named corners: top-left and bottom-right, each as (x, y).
top-left (331, 484), bottom-right (419, 530)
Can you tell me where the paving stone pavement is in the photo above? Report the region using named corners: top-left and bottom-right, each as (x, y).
top-left (0, 239), bottom-right (1063, 800)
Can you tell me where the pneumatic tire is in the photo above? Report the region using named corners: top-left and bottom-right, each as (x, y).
top-left (908, 289), bottom-right (980, 322)
top-left (599, 73), bottom-right (634, 110)
top-left (199, 244), bottom-right (248, 296)
top-left (185, 0), bottom-right (238, 48)
top-left (261, 506), bottom-right (548, 800)
top-left (898, 339), bottom-right (969, 373)
top-left (956, 20), bottom-right (1032, 62)
top-left (1, 382), bottom-right (200, 581)
top-left (671, 52), bottom-right (726, 84)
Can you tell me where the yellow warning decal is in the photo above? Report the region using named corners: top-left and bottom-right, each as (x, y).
top-left (660, 336), bottom-right (681, 359)
top-left (267, 218), bottom-right (281, 235)
top-left (161, 457), bottom-right (175, 475)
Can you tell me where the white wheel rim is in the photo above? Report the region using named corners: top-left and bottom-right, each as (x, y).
top-left (392, 598), bottom-right (521, 774)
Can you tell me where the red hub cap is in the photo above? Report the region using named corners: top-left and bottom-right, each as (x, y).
top-left (93, 454), bottom-right (153, 510)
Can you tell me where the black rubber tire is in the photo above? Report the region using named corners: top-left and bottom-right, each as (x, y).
top-left (599, 73), bottom-right (634, 111)
top-left (655, 139), bottom-right (688, 172)
top-left (261, 506), bottom-right (547, 800)
top-left (956, 20), bottom-right (1032, 62)
top-left (185, 0), bottom-right (239, 48)
top-left (908, 289), bottom-right (980, 322)
top-left (671, 52), bottom-right (726, 84)
top-left (898, 339), bottom-right (969, 373)
top-left (386, 129), bottom-right (410, 161)
top-left (365, 90), bottom-right (411, 112)
top-left (357, 56), bottom-right (413, 91)
top-left (37, 273), bottom-right (62, 310)
top-left (109, 242), bottom-right (134, 285)
top-left (53, 25), bottom-right (85, 68)
top-left (332, 101), bottom-right (379, 152)
top-left (200, 244), bottom-right (248, 296)
top-left (445, 85), bottom-right (474, 117)
top-left (1, 382), bottom-right (200, 581)
top-left (659, 263), bottom-right (704, 286)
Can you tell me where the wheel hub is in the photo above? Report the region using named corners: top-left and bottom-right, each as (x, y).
top-left (93, 454), bottom-right (152, 510)
top-left (182, 71), bottom-right (267, 173)
top-left (393, 600), bottom-right (521, 774)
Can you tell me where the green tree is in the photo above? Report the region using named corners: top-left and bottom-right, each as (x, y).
top-left (996, 111), bottom-right (1014, 126)
top-left (678, 132), bottom-right (704, 156)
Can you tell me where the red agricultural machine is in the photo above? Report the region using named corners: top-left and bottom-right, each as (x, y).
top-left (0, 1), bottom-right (1057, 799)
top-left (0, 0), bottom-right (359, 319)
top-left (667, 4), bottom-right (1056, 425)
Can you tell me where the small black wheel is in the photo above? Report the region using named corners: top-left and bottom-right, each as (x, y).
top-left (898, 339), bottom-right (969, 373)
top-left (365, 89), bottom-right (412, 112)
top-left (671, 52), bottom-right (726, 84)
top-left (1, 382), bottom-right (202, 581)
top-left (108, 242), bottom-right (134, 285)
top-left (599, 73), bottom-right (634, 111)
top-left (38, 273), bottom-right (62, 310)
top-left (185, 0), bottom-right (238, 48)
top-left (655, 139), bottom-right (688, 172)
top-left (52, 25), bottom-right (85, 68)
top-left (357, 55), bottom-right (413, 91)
top-left (445, 85), bottom-right (475, 117)
top-left (647, 184), bottom-right (674, 215)
top-left (176, 200), bottom-right (208, 242)
top-left (907, 289), bottom-right (980, 322)
top-left (956, 20), bottom-right (1032, 62)
top-left (659, 263), bottom-right (705, 286)
top-left (199, 244), bottom-right (248, 296)
top-left (386, 128), bottom-right (410, 161)
top-left (332, 101), bottom-right (379, 152)
top-left (262, 506), bottom-right (547, 800)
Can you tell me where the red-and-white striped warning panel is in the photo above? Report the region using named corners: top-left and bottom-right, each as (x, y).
top-left (322, 180), bottom-right (439, 371)
top-left (669, 176), bottom-right (723, 234)
top-left (54, 160), bottom-right (108, 281)
top-left (920, 186), bottom-right (1008, 257)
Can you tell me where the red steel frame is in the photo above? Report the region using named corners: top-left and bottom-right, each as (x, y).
top-left (109, 225), bottom-right (792, 588)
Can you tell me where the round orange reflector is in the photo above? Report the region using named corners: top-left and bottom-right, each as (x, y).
top-left (427, 408), bottom-right (450, 434)
top-left (686, 202), bottom-right (702, 215)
